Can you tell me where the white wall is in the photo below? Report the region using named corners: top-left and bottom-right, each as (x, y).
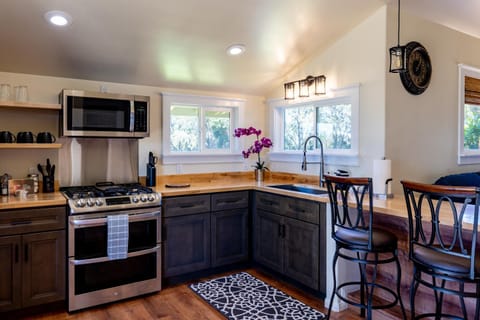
top-left (0, 72), bottom-right (266, 180)
top-left (266, 7), bottom-right (388, 178)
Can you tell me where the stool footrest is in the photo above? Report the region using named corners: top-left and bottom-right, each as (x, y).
top-left (336, 281), bottom-right (400, 311)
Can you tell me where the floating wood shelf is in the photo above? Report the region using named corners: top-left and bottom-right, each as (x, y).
top-left (0, 143), bottom-right (62, 149)
top-left (0, 100), bottom-right (61, 110)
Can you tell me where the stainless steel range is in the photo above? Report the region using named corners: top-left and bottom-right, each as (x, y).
top-left (61, 182), bottom-right (162, 312)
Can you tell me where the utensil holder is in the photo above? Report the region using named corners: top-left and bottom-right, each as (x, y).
top-left (42, 176), bottom-right (54, 193)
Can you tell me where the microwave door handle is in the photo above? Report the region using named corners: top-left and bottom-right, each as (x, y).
top-left (129, 100), bottom-right (135, 132)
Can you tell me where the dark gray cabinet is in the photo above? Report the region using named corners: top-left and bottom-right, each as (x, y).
top-left (163, 195), bottom-right (211, 277)
top-left (254, 192), bottom-right (325, 293)
top-left (211, 193), bottom-right (249, 267)
top-left (0, 206), bottom-right (66, 312)
top-left (162, 191), bottom-right (249, 277)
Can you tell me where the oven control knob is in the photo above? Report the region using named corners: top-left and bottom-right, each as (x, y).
top-left (95, 199), bottom-right (104, 207)
top-left (148, 194), bottom-right (155, 202)
top-left (87, 198), bottom-right (95, 207)
top-left (132, 196), bottom-right (139, 203)
top-left (140, 194), bottom-right (148, 202)
top-left (76, 199), bottom-right (86, 208)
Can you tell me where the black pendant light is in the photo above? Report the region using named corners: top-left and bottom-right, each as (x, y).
top-left (389, 0), bottom-right (405, 73)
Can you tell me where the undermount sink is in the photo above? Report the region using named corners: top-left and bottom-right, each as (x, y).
top-left (266, 184), bottom-right (328, 196)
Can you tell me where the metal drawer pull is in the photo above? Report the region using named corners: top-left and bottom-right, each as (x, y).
top-left (71, 211), bottom-right (160, 227)
top-left (10, 220), bottom-right (32, 226)
top-left (289, 205), bottom-right (306, 213)
top-left (70, 246), bottom-right (160, 265)
top-left (179, 204), bottom-right (196, 208)
top-left (15, 244), bottom-right (19, 263)
top-left (219, 199), bottom-right (241, 204)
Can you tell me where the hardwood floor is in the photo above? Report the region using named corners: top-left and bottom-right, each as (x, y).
top-left (7, 269), bottom-right (401, 320)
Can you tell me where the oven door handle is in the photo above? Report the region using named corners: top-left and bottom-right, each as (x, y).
top-left (70, 246), bottom-right (160, 265)
top-left (70, 211), bottom-right (160, 228)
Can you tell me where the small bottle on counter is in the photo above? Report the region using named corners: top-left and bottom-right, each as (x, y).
top-left (1, 173), bottom-right (11, 196)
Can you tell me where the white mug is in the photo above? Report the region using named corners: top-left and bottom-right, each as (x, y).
top-left (14, 85), bottom-right (28, 102)
top-left (0, 84), bottom-right (11, 101)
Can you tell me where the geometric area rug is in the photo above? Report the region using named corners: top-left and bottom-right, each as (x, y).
top-left (189, 272), bottom-right (326, 320)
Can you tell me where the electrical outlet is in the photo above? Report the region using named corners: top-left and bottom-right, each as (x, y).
top-left (100, 85), bottom-right (108, 93)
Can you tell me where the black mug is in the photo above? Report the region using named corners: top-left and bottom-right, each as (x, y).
top-left (37, 132), bottom-right (56, 143)
top-left (16, 131), bottom-right (35, 143)
top-left (0, 131), bottom-right (15, 143)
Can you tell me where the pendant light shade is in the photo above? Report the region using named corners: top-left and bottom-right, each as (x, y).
top-left (389, 46), bottom-right (405, 72)
top-left (389, 0), bottom-right (406, 73)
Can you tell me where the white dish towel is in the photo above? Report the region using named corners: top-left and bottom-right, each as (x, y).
top-left (107, 214), bottom-right (129, 260)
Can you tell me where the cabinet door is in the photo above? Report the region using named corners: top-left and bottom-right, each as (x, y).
top-left (211, 208), bottom-right (248, 267)
top-left (163, 213), bottom-right (211, 277)
top-left (0, 235), bottom-right (22, 312)
top-left (254, 210), bottom-right (283, 273)
top-left (283, 217), bottom-right (319, 290)
top-left (22, 230), bottom-right (66, 308)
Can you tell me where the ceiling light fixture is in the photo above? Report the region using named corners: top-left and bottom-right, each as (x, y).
top-left (284, 75), bottom-right (326, 100)
top-left (227, 44), bottom-right (246, 56)
top-left (44, 10), bottom-right (72, 27)
top-left (389, 0), bottom-right (405, 72)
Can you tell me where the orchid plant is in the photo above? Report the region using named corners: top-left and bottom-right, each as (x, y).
top-left (234, 126), bottom-right (273, 170)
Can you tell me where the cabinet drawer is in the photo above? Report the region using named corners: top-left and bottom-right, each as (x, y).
top-left (0, 206), bottom-right (66, 236)
top-left (256, 192), bottom-right (319, 224)
top-left (283, 197), bottom-right (319, 224)
top-left (211, 191), bottom-right (249, 211)
top-left (163, 194), bottom-right (211, 217)
top-left (255, 192), bottom-right (285, 213)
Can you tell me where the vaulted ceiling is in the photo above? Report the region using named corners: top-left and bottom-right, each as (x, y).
top-left (0, 0), bottom-right (478, 95)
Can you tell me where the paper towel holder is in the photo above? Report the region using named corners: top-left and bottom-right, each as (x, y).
top-left (374, 178), bottom-right (394, 200)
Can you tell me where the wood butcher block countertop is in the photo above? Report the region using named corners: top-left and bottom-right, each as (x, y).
top-left (0, 171), bottom-right (475, 229)
top-left (0, 191), bottom-right (66, 210)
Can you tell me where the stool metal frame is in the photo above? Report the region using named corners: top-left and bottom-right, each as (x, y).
top-left (402, 181), bottom-right (480, 320)
top-left (325, 175), bottom-right (406, 319)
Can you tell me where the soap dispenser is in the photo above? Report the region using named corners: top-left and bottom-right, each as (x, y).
top-left (146, 152), bottom-right (157, 187)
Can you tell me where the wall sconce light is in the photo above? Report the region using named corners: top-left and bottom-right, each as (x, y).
top-left (389, 0), bottom-right (405, 73)
top-left (284, 75), bottom-right (326, 100)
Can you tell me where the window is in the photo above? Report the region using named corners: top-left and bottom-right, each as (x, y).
top-left (269, 84), bottom-right (359, 166)
top-left (458, 64), bottom-right (480, 164)
top-left (162, 93), bottom-right (244, 164)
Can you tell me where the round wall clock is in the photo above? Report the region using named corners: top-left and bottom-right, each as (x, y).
top-left (400, 41), bottom-right (432, 95)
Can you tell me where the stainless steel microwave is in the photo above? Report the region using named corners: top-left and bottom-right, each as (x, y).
top-left (60, 89), bottom-right (150, 138)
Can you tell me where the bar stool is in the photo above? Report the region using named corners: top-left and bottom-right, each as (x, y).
top-left (402, 180), bottom-right (480, 320)
top-left (325, 175), bottom-right (406, 319)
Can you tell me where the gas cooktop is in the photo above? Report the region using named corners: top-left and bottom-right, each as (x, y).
top-left (60, 182), bottom-right (161, 214)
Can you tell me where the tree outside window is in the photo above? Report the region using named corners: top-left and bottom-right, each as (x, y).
top-left (283, 103), bottom-right (352, 151)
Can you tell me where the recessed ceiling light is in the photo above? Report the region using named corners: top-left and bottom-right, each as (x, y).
top-left (227, 44), bottom-right (246, 56)
top-left (44, 10), bottom-right (72, 27)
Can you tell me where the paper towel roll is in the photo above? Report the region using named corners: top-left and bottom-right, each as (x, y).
top-left (373, 159), bottom-right (391, 195)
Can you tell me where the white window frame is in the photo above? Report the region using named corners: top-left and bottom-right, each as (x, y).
top-left (267, 84), bottom-right (360, 166)
top-left (458, 64), bottom-right (480, 165)
top-left (162, 92), bottom-right (244, 164)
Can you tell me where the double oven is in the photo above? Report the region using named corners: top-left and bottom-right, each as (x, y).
top-left (62, 183), bottom-right (162, 312)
